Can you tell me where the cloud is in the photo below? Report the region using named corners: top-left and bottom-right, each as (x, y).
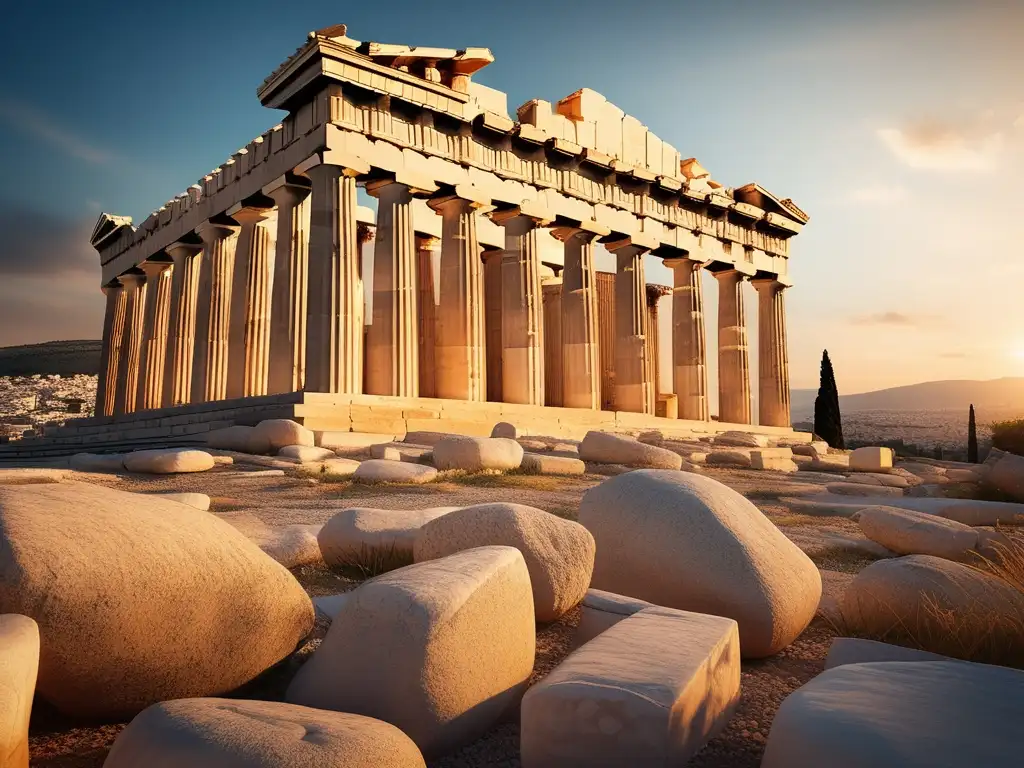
top-left (876, 117), bottom-right (1007, 172)
top-left (0, 99), bottom-right (114, 165)
top-left (848, 184), bottom-right (908, 204)
top-left (851, 311), bottom-right (919, 327)
top-left (0, 206), bottom-right (97, 276)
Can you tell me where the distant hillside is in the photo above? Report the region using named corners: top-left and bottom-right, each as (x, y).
top-left (792, 377), bottom-right (1024, 417)
top-left (0, 340), bottom-right (102, 376)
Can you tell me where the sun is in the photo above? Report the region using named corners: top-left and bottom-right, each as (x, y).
top-left (1012, 345), bottom-right (1024, 361)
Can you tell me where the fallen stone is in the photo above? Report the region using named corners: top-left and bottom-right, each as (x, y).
top-left (219, 511), bottom-right (323, 569)
top-left (69, 453), bottom-right (125, 473)
top-left (287, 546), bottom-right (535, 757)
top-left (319, 507), bottom-right (459, 572)
top-left (840, 473), bottom-right (910, 488)
top-left (824, 637), bottom-right (954, 670)
top-left (278, 445), bottom-right (336, 462)
top-left (578, 431), bottom-right (683, 470)
top-left (761, 661), bottom-right (1024, 768)
top-left (491, 422), bottom-right (518, 439)
top-left (0, 483), bottom-right (313, 718)
top-left (0, 614), bottom-right (38, 768)
top-left (123, 448), bottom-right (215, 474)
top-left (854, 506), bottom-right (984, 561)
top-left (431, 435), bottom-right (524, 472)
top-left (415, 503), bottom-right (595, 622)
top-left (317, 431), bottom-right (398, 455)
top-left (714, 430), bottom-right (769, 448)
top-left (206, 425), bottom-right (263, 454)
top-left (104, 698), bottom-right (427, 768)
top-left (518, 438), bottom-right (549, 452)
top-left (792, 441), bottom-right (829, 458)
top-left (781, 494), bottom-right (1024, 525)
top-left (353, 460), bottom-right (438, 484)
top-left (206, 450), bottom-right (293, 469)
top-left (751, 451), bottom-right (798, 472)
top-left (313, 593), bottom-right (350, 622)
top-left (314, 457), bottom-right (362, 478)
top-left (520, 452), bottom-right (586, 475)
top-left (827, 482), bottom-right (904, 498)
top-left (223, 469), bottom-right (286, 479)
top-left (522, 607), bottom-right (740, 767)
top-left (252, 419), bottom-right (314, 453)
top-left (402, 431), bottom-right (456, 447)
top-left (579, 470), bottom-right (821, 657)
top-left (850, 447), bottom-right (894, 472)
top-left (983, 449), bottom-right (1024, 502)
top-left (704, 449), bottom-right (753, 468)
top-left (945, 467), bottom-right (983, 483)
top-left (370, 443), bottom-right (433, 463)
top-left (148, 492), bottom-right (211, 511)
top-left (573, 588), bottom-right (653, 648)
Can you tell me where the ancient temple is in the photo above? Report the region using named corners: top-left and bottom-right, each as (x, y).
top-left (71, 25), bottom-right (805, 451)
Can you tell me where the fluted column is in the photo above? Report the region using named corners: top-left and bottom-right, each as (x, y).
top-left (491, 203), bottom-right (552, 405)
top-left (162, 241), bottom-right (203, 407)
top-left (135, 259), bottom-right (173, 411)
top-left (714, 268), bottom-right (752, 425)
top-left (226, 204), bottom-right (274, 399)
top-left (112, 272), bottom-right (147, 415)
top-left (482, 248), bottom-right (503, 402)
top-left (365, 175), bottom-right (437, 396)
top-left (605, 235), bottom-right (657, 414)
top-left (96, 280), bottom-right (126, 417)
top-left (302, 156), bottom-right (368, 393)
top-left (415, 235), bottom-right (439, 398)
top-left (192, 218), bottom-right (240, 403)
top-left (554, 221), bottom-right (608, 410)
top-left (665, 257), bottom-right (709, 421)
top-left (265, 176), bottom-right (311, 395)
top-left (752, 277), bottom-right (791, 427)
top-left (429, 187), bottom-right (490, 402)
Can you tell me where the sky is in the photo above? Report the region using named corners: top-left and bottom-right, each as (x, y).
top-left (0, 0), bottom-right (1022, 397)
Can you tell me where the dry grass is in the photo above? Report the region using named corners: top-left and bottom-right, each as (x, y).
top-left (443, 470), bottom-right (575, 492)
top-left (806, 544), bottom-right (885, 574)
top-left (324, 542), bottom-right (413, 579)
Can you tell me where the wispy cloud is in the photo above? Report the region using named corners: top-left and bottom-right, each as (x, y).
top-left (852, 311), bottom-right (921, 327)
top-left (0, 206), bottom-right (97, 276)
top-left (0, 99), bottom-right (114, 165)
top-left (848, 184), bottom-right (908, 204)
top-left (876, 115), bottom-right (1010, 172)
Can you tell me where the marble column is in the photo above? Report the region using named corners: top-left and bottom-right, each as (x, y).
top-left (96, 280), bottom-right (126, 417)
top-left (665, 257), bottom-right (709, 421)
top-left (553, 221), bottom-right (607, 410)
top-left (714, 268), bottom-right (752, 425)
top-left (415, 235), bottom-right (439, 398)
top-left (265, 177), bottom-right (311, 395)
top-left (482, 248), bottom-right (503, 402)
top-left (605, 235), bottom-right (656, 414)
top-left (192, 218), bottom-right (240, 403)
top-left (365, 177), bottom-right (436, 397)
top-left (491, 204), bottom-right (552, 406)
top-left (112, 272), bottom-right (147, 415)
top-left (303, 158), bottom-right (368, 393)
top-left (135, 259), bottom-right (173, 411)
top-left (163, 241), bottom-right (203, 407)
top-left (429, 188), bottom-right (490, 402)
top-left (226, 204), bottom-right (274, 399)
top-left (752, 277), bottom-right (791, 427)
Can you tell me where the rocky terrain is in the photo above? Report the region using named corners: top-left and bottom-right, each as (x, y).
top-left (0, 374), bottom-right (96, 439)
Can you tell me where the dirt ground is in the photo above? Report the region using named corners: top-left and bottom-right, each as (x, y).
top-left (27, 463), bottom-right (874, 767)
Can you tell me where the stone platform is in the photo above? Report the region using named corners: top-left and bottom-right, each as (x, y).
top-left (0, 392), bottom-right (809, 463)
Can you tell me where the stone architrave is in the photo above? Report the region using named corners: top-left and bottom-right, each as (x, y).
top-left (482, 248), bottom-right (503, 402)
top-left (665, 256), bottom-right (709, 421)
top-left (714, 268), bottom-right (752, 425)
top-left (554, 220), bottom-right (608, 410)
top-left (415, 235), bottom-right (440, 398)
top-left (225, 204), bottom-right (274, 399)
top-left (751, 277), bottom-right (791, 428)
top-left (135, 260), bottom-right (173, 411)
top-left (492, 203), bottom-right (553, 406)
top-left (605, 234), bottom-right (658, 415)
top-left (162, 241), bottom-right (203, 407)
top-left (191, 219), bottom-right (240, 404)
top-left (95, 280), bottom-right (127, 417)
top-left (300, 153), bottom-right (370, 394)
top-left (366, 174), bottom-right (438, 397)
top-left (429, 186), bottom-right (491, 402)
top-left (264, 176), bottom-right (311, 395)
top-left (113, 272), bottom-right (147, 415)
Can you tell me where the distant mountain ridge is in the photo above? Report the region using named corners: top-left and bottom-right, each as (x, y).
top-left (0, 340), bottom-right (102, 376)
top-left (792, 377), bottom-right (1024, 416)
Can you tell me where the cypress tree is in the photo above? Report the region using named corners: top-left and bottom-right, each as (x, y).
top-left (813, 349), bottom-right (844, 448)
top-left (967, 404), bottom-right (978, 463)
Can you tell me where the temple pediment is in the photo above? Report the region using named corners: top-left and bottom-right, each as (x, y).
top-left (89, 213), bottom-right (133, 251)
top-left (734, 183), bottom-right (808, 225)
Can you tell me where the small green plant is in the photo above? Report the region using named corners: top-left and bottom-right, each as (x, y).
top-left (991, 418), bottom-right (1024, 457)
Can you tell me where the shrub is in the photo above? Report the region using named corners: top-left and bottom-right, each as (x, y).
top-left (991, 418), bottom-right (1024, 457)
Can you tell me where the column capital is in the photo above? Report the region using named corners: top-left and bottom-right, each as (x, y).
top-left (662, 256), bottom-right (704, 271)
top-left (117, 270), bottom-right (146, 288)
top-left (551, 218), bottom-right (610, 242)
top-left (750, 273), bottom-right (793, 290)
top-left (428, 183), bottom-right (492, 213)
top-left (365, 170), bottom-right (440, 198)
top-left (604, 231), bottom-right (659, 253)
top-left (166, 240), bottom-right (204, 261)
top-left (712, 267), bottom-right (748, 283)
top-left (481, 246), bottom-right (503, 263)
top-left (490, 201), bottom-right (554, 227)
top-left (196, 217), bottom-right (240, 244)
top-left (262, 173), bottom-right (312, 203)
top-left (101, 279), bottom-right (124, 295)
top-left (137, 259), bottom-right (172, 278)
top-left (295, 151), bottom-right (370, 178)
top-left (226, 201), bottom-right (275, 225)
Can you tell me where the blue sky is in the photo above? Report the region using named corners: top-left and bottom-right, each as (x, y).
top-left (1, 0), bottom-right (1021, 395)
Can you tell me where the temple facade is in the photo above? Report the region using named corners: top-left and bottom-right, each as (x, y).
top-left (87, 25), bottom-right (807, 442)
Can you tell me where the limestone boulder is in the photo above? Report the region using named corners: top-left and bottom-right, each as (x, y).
top-left (219, 512), bottom-right (323, 569)
top-left (123, 448), bottom-right (215, 474)
top-left (761, 661), bottom-right (1024, 768)
top-left (579, 470), bottom-right (821, 657)
top-left (69, 453), bottom-right (125, 473)
top-left (319, 507), bottom-right (459, 572)
top-left (945, 467), bottom-right (983, 483)
top-left (850, 447), bottom-right (894, 472)
top-left (827, 482), bottom-right (903, 498)
top-left (522, 607), bottom-right (740, 767)
top-left (491, 422), bottom-right (518, 439)
top-left (149, 492), bottom-right (211, 511)
top-left (370, 443), bottom-right (433, 463)
top-left (520, 453), bottom-right (586, 475)
top-left (0, 482), bottom-right (314, 718)
top-left (824, 637), bottom-right (954, 670)
top-left (841, 473), bottom-right (910, 488)
top-left (302, 458), bottom-right (362, 479)
top-left (206, 425), bottom-right (264, 454)
top-left (279, 445), bottom-right (336, 462)
top-left (713, 431), bottom-right (768, 448)
top-left (579, 431), bottom-right (683, 470)
top-left (415, 503), bottom-right (595, 622)
top-left (984, 448), bottom-right (1024, 502)
top-left (574, 588), bottom-right (653, 649)
top-left (353, 460), bottom-right (437, 484)
top-left (792, 441), bottom-right (829, 459)
top-left (287, 546), bottom-right (535, 757)
top-left (252, 419), bottom-right (314, 453)
top-left (751, 449), bottom-right (798, 473)
top-left (105, 698), bottom-right (426, 768)
top-left (431, 436), bottom-right (524, 472)
top-left (840, 555), bottom-right (1024, 650)
top-left (854, 506), bottom-right (983, 561)
top-left (705, 449), bottom-right (753, 468)
top-left (0, 614), bottom-right (38, 768)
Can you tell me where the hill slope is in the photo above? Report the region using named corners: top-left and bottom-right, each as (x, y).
top-left (0, 340), bottom-right (102, 376)
top-left (792, 377), bottom-right (1024, 416)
